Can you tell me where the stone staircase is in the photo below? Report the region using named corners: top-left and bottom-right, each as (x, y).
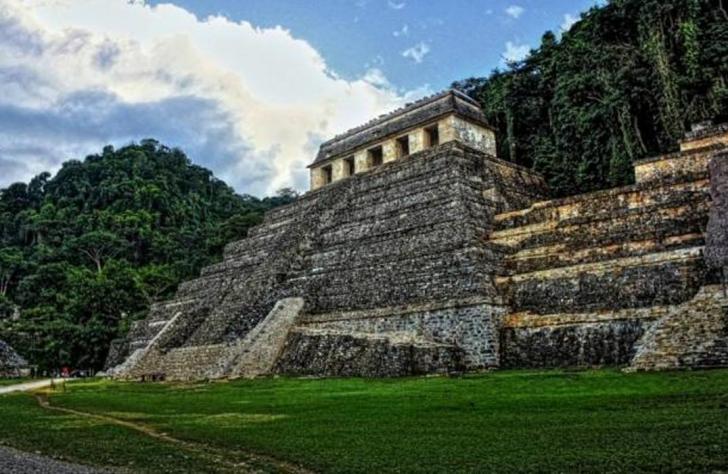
top-left (630, 286), bottom-right (728, 370)
top-left (223, 297), bottom-right (305, 378)
top-left (491, 178), bottom-right (710, 314)
top-left (488, 149), bottom-right (713, 368)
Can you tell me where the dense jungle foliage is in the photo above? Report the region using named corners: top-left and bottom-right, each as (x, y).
top-left (454, 0), bottom-right (728, 196)
top-left (0, 140), bottom-right (296, 370)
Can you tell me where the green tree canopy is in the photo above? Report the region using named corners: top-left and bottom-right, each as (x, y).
top-left (454, 0), bottom-right (728, 196)
top-left (0, 141), bottom-right (296, 370)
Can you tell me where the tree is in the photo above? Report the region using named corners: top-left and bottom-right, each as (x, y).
top-left (68, 231), bottom-right (128, 273)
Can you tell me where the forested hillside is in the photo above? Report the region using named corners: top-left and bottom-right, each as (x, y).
top-left (455, 0), bottom-right (728, 196)
top-left (0, 140), bottom-right (296, 370)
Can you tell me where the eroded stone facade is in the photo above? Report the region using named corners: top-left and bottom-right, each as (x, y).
top-left (108, 91), bottom-right (728, 380)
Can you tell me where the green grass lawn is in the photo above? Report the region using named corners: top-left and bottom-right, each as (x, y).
top-left (1, 369), bottom-right (727, 473)
top-left (0, 377), bottom-right (32, 386)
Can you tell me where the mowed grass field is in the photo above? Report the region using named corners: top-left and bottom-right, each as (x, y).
top-left (1, 370), bottom-right (727, 473)
top-left (0, 377), bottom-right (31, 386)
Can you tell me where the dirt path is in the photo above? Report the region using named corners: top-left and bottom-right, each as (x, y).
top-left (33, 392), bottom-right (314, 474)
top-left (0, 379), bottom-right (64, 395)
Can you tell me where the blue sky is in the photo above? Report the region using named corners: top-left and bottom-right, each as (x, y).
top-left (153, 0), bottom-right (601, 90)
top-left (0, 0), bottom-right (601, 196)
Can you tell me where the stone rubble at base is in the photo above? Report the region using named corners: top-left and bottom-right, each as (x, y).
top-left (107, 90), bottom-right (728, 381)
top-left (0, 339), bottom-right (30, 378)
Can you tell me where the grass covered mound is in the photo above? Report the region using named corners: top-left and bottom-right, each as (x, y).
top-left (1, 369), bottom-right (727, 473)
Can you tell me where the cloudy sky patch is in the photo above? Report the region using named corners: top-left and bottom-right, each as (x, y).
top-left (505, 5), bottom-right (525, 19)
top-left (0, 0), bottom-right (422, 195)
top-left (0, 0), bottom-right (602, 196)
top-left (402, 42), bottom-right (430, 64)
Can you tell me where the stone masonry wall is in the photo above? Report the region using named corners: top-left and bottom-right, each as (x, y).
top-left (296, 300), bottom-right (506, 368)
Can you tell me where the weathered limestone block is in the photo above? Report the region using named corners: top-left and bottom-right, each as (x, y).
top-left (275, 329), bottom-right (465, 378)
top-left (442, 115), bottom-right (497, 156)
top-left (498, 250), bottom-right (706, 314)
top-left (298, 300), bottom-right (506, 368)
top-left (383, 139), bottom-right (397, 163)
top-left (502, 319), bottom-right (648, 368)
top-left (680, 122), bottom-right (728, 152)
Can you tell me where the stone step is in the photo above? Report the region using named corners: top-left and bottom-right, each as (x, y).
top-left (200, 250), bottom-right (271, 277)
top-left (496, 247), bottom-right (706, 314)
top-left (223, 298), bottom-right (305, 378)
top-left (503, 231), bottom-right (705, 275)
top-left (493, 178), bottom-right (708, 232)
top-left (491, 197), bottom-right (708, 253)
top-left (633, 143), bottom-right (723, 184)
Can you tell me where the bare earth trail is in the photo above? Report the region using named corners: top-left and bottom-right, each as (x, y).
top-left (33, 391), bottom-right (315, 474)
top-left (0, 379), bottom-right (64, 395)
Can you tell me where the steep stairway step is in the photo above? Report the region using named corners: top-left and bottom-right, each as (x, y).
top-left (491, 197), bottom-right (708, 252)
top-left (504, 232), bottom-right (705, 275)
top-left (494, 179), bottom-right (708, 231)
top-left (496, 247), bottom-right (706, 314)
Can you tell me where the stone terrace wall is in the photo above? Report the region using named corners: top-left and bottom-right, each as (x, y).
top-left (491, 127), bottom-right (727, 369)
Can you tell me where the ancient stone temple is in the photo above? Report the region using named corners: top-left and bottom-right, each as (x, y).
top-left (108, 90), bottom-right (728, 380)
top-left (0, 340), bottom-right (29, 378)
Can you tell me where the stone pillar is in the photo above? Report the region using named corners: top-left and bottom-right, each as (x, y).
top-left (332, 159), bottom-right (347, 181)
top-left (354, 150), bottom-right (369, 172)
top-left (383, 139), bottom-right (397, 163)
top-left (310, 167), bottom-right (326, 190)
top-left (409, 128), bottom-right (427, 154)
top-left (439, 116), bottom-right (457, 144)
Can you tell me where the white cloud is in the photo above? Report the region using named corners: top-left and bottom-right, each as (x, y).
top-left (502, 41), bottom-right (530, 64)
top-left (0, 0), bottom-right (427, 195)
top-left (393, 24), bottom-right (409, 37)
top-left (388, 1), bottom-right (406, 10)
top-left (505, 5), bottom-right (525, 19)
top-left (402, 42), bottom-right (430, 64)
top-left (561, 14), bottom-right (579, 32)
